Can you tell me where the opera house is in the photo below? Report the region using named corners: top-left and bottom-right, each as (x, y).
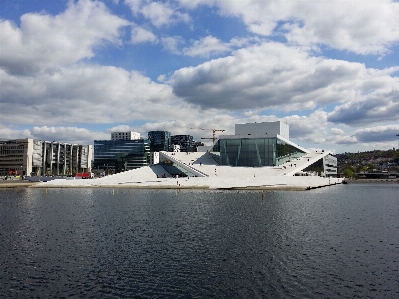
top-left (38, 121), bottom-right (345, 190)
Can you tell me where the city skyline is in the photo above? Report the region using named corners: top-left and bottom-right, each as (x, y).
top-left (1, 0), bottom-right (399, 153)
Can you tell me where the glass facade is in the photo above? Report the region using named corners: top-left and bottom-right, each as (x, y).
top-left (171, 135), bottom-right (195, 152)
top-left (93, 139), bottom-right (150, 172)
top-left (219, 137), bottom-right (306, 167)
top-left (148, 131), bottom-right (171, 152)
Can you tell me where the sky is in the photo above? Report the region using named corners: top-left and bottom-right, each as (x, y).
top-left (1, 0), bottom-right (399, 153)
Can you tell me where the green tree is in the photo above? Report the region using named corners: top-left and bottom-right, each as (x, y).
top-left (343, 168), bottom-right (354, 178)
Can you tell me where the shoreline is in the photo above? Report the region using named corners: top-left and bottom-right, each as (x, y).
top-left (4, 177), bottom-right (396, 190)
top-left (0, 181), bottom-right (39, 188)
top-left (1, 179), bottom-right (345, 191)
top-left (345, 179), bottom-right (398, 184)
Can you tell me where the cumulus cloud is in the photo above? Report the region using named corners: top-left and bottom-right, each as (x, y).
top-left (2, 0), bottom-right (398, 153)
top-left (282, 0), bottom-right (399, 55)
top-left (131, 25), bottom-right (158, 44)
top-left (353, 125), bottom-right (399, 143)
top-left (181, 35), bottom-right (262, 57)
top-left (125, 0), bottom-right (190, 28)
top-left (327, 85), bottom-right (399, 125)
top-left (0, 124), bottom-right (108, 146)
top-left (168, 41), bottom-right (399, 130)
top-left (282, 110), bottom-right (330, 144)
top-left (0, 64), bottom-right (192, 126)
top-left (330, 128), bottom-right (345, 136)
top-left (169, 42), bottom-right (365, 110)
top-left (0, 0), bottom-right (129, 76)
top-left (178, 0), bottom-right (399, 55)
top-left (161, 35), bottom-right (256, 57)
top-left (160, 36), bottom-right (185, 53)
top-left (182, 36), bottom-right (231, 57)
top-left (0, 124), bottom-right (32, 141)
top-left (30, 126), bottom-right (108, 144)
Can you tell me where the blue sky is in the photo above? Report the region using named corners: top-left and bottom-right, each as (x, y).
top-left (1, 0), bottom-right (399, 153)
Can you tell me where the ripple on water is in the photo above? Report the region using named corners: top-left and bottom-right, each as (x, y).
top-left (0, 186), bottom-right (399, 298)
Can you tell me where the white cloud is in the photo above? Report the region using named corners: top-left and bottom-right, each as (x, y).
top-left (131, 25), bottom-right (158, 44)
top-left (284, 110), bottom-right (329, 143)
top-left (169, 42), bottom-right (359, 110)
top-left (2, 0), bottom-right (398, 153)
top-left (161, 36), bottom-right (185, 53)
top-left (182, 36), bottom-right (231, 57)
top-left (330, 128), bottom-right (344, 136)
top-left (124, 0), bottom-right (142, 13)
top-left (283, 0), bottom-right (399, 55)
top-left (107, 125), bottom-right (135, 133)
top-left (327, 85), bottom-right (399, 125)
top-left (125, 0), bottom-right (190, 28)
top-left (181, 35), bottom-right (261, 57)
top-left (168, 42), bottom-right (399, 126)
top-left (30, 126), bottom-right (108, 144)
top-left (177, 0), bottom-right (216, 10)
top-left (0, 63), bottom-right (189, 125)
top-left (353, 125), bottom-right (399, 143)
top-left (0, 124), bottom-right (108, 146)
top-left (0, 0), bottom-right (129, 76)
top-left (178, 0), bottom-right (399, 55)
top-left (0, 124), bottom-right (32, 141)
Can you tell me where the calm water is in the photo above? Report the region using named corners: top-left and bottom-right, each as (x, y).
top-left (0, 184), bottom-right (398, 298)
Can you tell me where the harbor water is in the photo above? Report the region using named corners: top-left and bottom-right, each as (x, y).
top-left (1, 184), bottom-right (398, 298)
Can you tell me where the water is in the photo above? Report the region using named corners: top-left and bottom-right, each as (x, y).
top-left (0, 184), bottom-right (398, 298)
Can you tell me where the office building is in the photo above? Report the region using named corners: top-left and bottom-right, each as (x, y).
top-left (0, 138), bottom-right (92, 176)
top-left (171, 135), bottom-right (195, 152)
top-left (148, 131), bottom-right (171, 152)
top-left (93, 139), bottom-right (151, 172)
top-left (111, 131), bottom-right (140, 141)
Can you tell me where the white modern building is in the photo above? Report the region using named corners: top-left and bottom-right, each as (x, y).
top-left (38, 121), bottom-right (342, 190)
top-left (235, 121), bottom-right (289, 139)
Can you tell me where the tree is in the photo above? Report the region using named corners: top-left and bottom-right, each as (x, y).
top-left (343, 168), bottom-right (354, 178)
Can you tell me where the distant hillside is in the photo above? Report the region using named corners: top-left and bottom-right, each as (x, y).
top-left (335, 149), bottom-right (399, 177)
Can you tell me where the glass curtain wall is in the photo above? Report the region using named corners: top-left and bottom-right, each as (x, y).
top-left (219, 137), bottom-right (306, 167)
top-left (276, 139), bottom-right (306, 165)
top-left (94, 139), bottom-right (150, 172)
top-left (148, 131), bottom-right (171, 151)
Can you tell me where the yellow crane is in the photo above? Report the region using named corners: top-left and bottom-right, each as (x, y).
top-left (190, 128), bottom-right (225, 144)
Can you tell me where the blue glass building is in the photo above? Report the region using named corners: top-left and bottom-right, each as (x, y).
top-left (148, 131), bottom-right (171, 152)
top-left (93, 139), bottom-right (150, 172)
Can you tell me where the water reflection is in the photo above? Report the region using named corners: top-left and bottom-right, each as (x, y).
top-left (1, 185), bottom-right (398, 298)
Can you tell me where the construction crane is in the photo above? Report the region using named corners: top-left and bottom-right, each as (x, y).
top-left (190, 128), bottom-right (225, 144)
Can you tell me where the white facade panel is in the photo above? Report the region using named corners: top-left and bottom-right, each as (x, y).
top-left (235, 121), bottom-right (289, 140)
